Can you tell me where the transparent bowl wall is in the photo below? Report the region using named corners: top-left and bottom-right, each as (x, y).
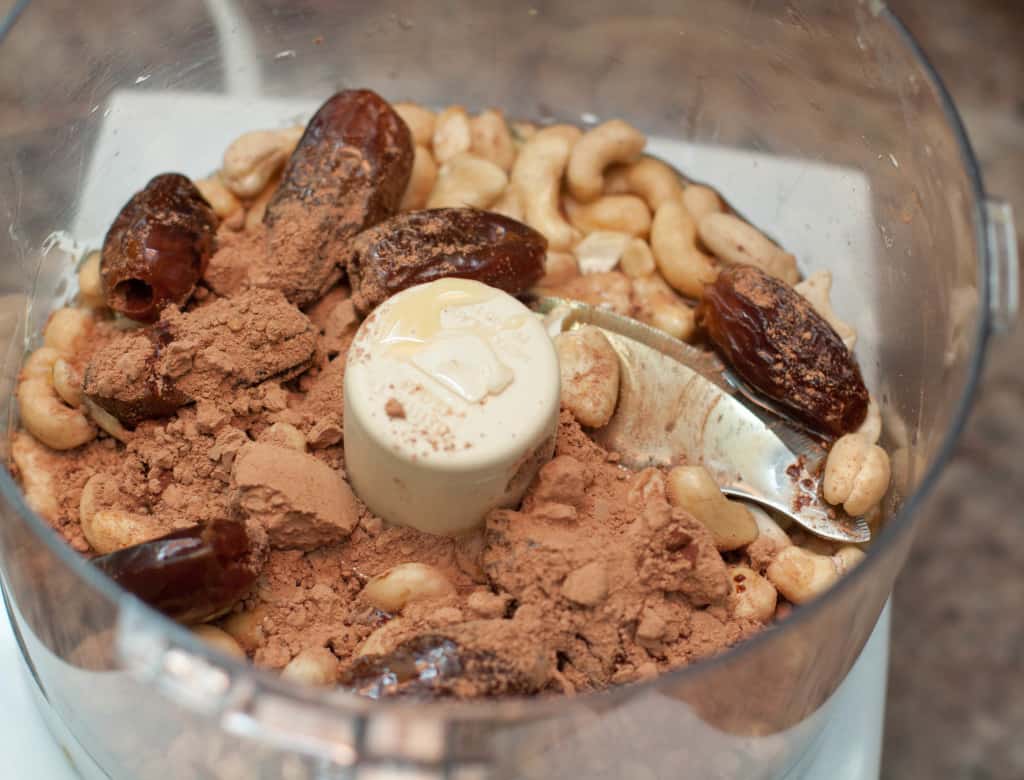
top-left (0, 1), bottom-right (1006, 778)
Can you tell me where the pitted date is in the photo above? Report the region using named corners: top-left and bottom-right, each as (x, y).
top-left (345, 208), bottom-right (547, 315)
top-left (92, 518), bottom-right (264, 625)
top-left (101, 173), bottom-right (218, 323)
top-left (262, 90), bottom-right (413, 306)
top-left (697, 265), bottom-right (869, 437)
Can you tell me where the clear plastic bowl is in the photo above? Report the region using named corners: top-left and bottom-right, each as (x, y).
top-left (0, 1), bottom-right (1017, 778)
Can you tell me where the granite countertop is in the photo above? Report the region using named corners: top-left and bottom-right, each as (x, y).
top-left (0, 0), bottom-right (1021, 777)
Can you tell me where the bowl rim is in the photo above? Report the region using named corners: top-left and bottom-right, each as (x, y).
top-left (0, 2), bottom-right (995, 731)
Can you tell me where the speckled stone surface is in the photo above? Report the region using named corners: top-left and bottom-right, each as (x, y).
top-left (0, 1), bottom-right (1021, 777)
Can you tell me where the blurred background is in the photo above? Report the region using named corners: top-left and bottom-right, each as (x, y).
top-left (884, 1), bottom-right (1023, 778)
top-left (0, 0), bottom-right (1021, 777)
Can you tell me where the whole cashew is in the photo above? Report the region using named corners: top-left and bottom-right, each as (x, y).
top-left (509, 133), bottom-right (581, 251)
top-left (794, 270), bottom-right (857, 351)
top-left (361, 563), bottom-right (455, 613)
top-left (220, 605), bottom-right (269, 651)
top-left (18, 348), bottom-right (96, 450)
top-left (823, 433), bottom-right (891, 516)
top-left (567, 119), bottom-right (646, 202)
top-left (533, 124), bottom-right (583, 146)
top-left (554, 271), bottom-right (634, 317)
top-left (195, 175), bottom-right (244, 229)
top-left (393, 102), bottom-right (436, 148)
top-left (11, 431), bottom-right (60, 521)
top-left (632, 273), bottom-right (696, 342)
top-left (574, 231), bottom-right (632, 275)
top-left (191, 625), bottom-right (246, 659)
top-left (554, 325), bottom-right (621, 429)
top-left (432, 105), bottom-right (472, 163)
top-left (83, 397), bottom-right (131, 443)
top-left (281, 647), bottom-right (338, 686)
top-left (666, 465), bottom-right (758, 550)
top-left (470, 109), bottom-right (517, 172)
top-left (766, 545), bottom-right (865, 605)
top-left (604, 157), bottom-right (684, 211)
top-left (650, 199), bottom-right (718, 298)
top-left (222, 126), bottom-right (303, 198)
top-left (537, 251), bottom-right (580, 288)
top-left (619, 237), bottom-right (657, 278)
top-left (682, 184), bottom-right (725, 222)
top-left (490, 187), bottom-right (524, 221)
top-left (399, 145), bottom-right (438, 211)
top-left (44, 307), bottom-right (93, 355)
top-left (698, 212), bottom-right (799, 284)
top-left (426, 152), bottom-right (508, 210)
top-left (77, 251), bottom-right (105, 309)
top-left (52, 357), bottom-right (83, 408)
top-left (79, 473), bottom-right (164, 554)
top-left (729, 565), bottom-right (778, 623)
top-left (565, 194), bottom-right (652, 238)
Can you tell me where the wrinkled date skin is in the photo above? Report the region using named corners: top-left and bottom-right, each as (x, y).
top-left (101, 173), bottom-right (218, 323)
top-left (262, 89), bottom-right (414, 306)
top-left (697, 265), bottom-right (869, 437)
top-left (92, 519), bottom-right (263, 625)
top-left (345, 208), bottom-right (547, 315)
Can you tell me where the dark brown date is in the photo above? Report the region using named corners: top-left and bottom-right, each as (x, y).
top-left (696, 265), bottom-right (869, 437)
top-left (261, 89), bottom-right (414, 306)
top-left (101, 173), bottom-right (218, 323)
top-left (344, 208), bottom-right (547, 315)
top-left (92, 518), bottom-right (265, 625)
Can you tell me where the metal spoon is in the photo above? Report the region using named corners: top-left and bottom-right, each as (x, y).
top-left (534, 296), bottom-right (870, 544)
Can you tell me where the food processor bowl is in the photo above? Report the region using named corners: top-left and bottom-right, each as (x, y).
top-left (0, 1), bottom-right (1016, 778)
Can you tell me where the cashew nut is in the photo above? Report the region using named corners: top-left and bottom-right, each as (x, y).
top-left (490, 187), bottom-right (524, 221)
top-left (361, 563), bottom-right (455, 613)
top-left (537, 251), bottom-right (580, 288)
top-left (258, 422), bottom-right (307, 452)
top-left (533, 124), bottom-right (583, 146)
top-left (511, 121), bottom-right (538, 144)
top-left (574, 231), bottom-right (632, 275)
top-left (766, 545), bottom-right (865, 604)
top-left (79, 473), bottom-right (164, 554)
top-left (52, 357), bottom-right (83, 408)
top-left (555, 271), bottom-right (634, 317)
top-left (432, 105), bottom-right (472, 163)
top-left (794, 270), bottom-right (856, 351)
top-left (855, 397), bottom-right (882, 445)
top-left (426, 152), bottom-right (508, 210)
top-left (195, 175), bottom-right (244, 229)
top-left (619, 238), bottom-right (657, 278)
top-left (11, 431), bottom-right (60, 521)
top-left (358, 618), bottom-right (409, 657)
top-left (191, 625), bottom-right (246, 659)
top-left (220, 605), bottom-right (269, 651)
top-left (77, 251), bottom-right (105, 309)
top-left (729, 565), bottom-right (778, 623)
top-left (470, 108), bottom-right (517, 172)
top-left (18, 348), bottom-right (96, 450)
top-left (393, 102), bottom-right (436, 148)
top-left (281, 647), bottom-right (338, 686)
top-left (83, 397), bottom-right (131, 443)
top-left (650, 199), bottom-right (718, 298)
top-left (509, 133), bottom-right (580, 251)
top-left (681, 184), bottom-right (725, 222)
top-left (44, 307), bottom-right (93, 355)
top-left (823, 433), bottom-right (891, 516)
top-left (604, 157), bottom-right (684, 211)
top-left (632, 273), bottom-right (696, 342)
top-left (399, 145), bottom-right (438, 211)
top-left (666, 465), bottom-right (758, 551)
top-left (243, 172), bottom-right (282, 232)
top-left (567, 119), bottom-right (646, 202)
top-left (565, 194), bottom-right (652, 238)
top-left (749, 505), bottom-right (792, 554)
top-left (698, 212), bottom-right (799, 284)
top-left (554, 325), bottom-right (620, 429)
top-left (221, 126), bottom-right (302, 198)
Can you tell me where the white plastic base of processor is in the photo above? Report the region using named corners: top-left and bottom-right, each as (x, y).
top-left (0, 601), bottom-right (888, 779)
